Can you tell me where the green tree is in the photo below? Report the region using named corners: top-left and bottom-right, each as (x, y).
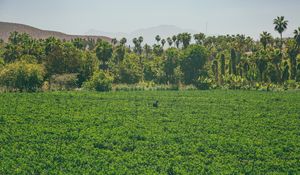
top-left (286, 40), bottom-right (298, 80)
top-left (95, 40), bottom-right (113, 70)
top-left (230, 48), bottom-right (237, 75)
top-left (260, 31), bottom-right (272, 50)
top-left (0, 60), bottom-right (45, 92)
top-left (177, 33), bottom-right (191, 49)
top-left (155, 35), bottom-right (161, 44)
top-left (161, 39), bottom-right (166, 47)
top-left (120, 37), bottom-right (127, 45)
top-left (167, 37), bottom-right (173, 47)
top-left (180, 45), bottom-right (208, 84)
top-left (172, 35), bottom-right (177, 47)
top-left (273, 16), bottom-right (288, 51)
top-left (212, 60), bottom-right (219, 83)
top-left (111, 38), bottom-right (118, 46)
top-left (294, 27), bottom-right (300, 48)
top-left (163, 48), bottom-right (180, 84)
top-left (117, 53), bottom-right (143, 84)
top-left (255, 51), bottom-right (269, 82)
top-left (194, 33), bottom-right (206, 45)
top-left (282, 61), bottom-right (290, 82)
top-left (84, 70), bottom-right (113, 91)
top-left (220, 54), bottom-right (226, 76)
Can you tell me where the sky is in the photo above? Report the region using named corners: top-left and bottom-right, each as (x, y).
top-left (0, 0), bottom-right (300, 39)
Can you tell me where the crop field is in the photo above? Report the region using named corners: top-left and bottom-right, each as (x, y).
top-left (0, 90), bottom-right (300, 174)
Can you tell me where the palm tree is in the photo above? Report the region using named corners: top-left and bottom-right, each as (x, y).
top-left (155, 35), bottom-right (161, 44)
top-left (167, 37), bottom-right (173, 47)
top-left (177, 33), bottom-right (191, 49)
top-left (172, 35), bottom-right (177, 47)
top-left (120, 37), bottom-right (127, 45)
top-left (273, 16), bottom-right (288, 51)
top-left (294, 27), bottom-right (300, 48)
top-left (260, 31), bottom-right (272, 50)
top-left (161, 39), bottom-right (166, 47)
top-left (194, 33), bottom-right (206, 45)
top-left (111, 38), bottom-right (117, 46)
top-left (138, 36), bottom-right (144, 44)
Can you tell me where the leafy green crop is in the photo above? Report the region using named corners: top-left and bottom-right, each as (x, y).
top-left (0, 90), bottom-right (299, 174)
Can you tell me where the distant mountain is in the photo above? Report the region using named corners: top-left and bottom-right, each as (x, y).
top-left (86, 25), bottom-right (198, 45)
top-left (0, 22), bottom-right (112, 42)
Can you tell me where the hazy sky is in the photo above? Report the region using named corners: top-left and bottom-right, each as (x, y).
top-left (0, 0), bottom-right (300, 38)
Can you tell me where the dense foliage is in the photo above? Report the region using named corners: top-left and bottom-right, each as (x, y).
top-left (0, 91), bottom-right (299, 174)
top-left (0, 16), bottom-right (300, 91)
top-left (0, 60), bottom-right (45, 91)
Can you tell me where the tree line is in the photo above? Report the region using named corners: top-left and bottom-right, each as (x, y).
top-left (0, 16), bottom-right (299, 91)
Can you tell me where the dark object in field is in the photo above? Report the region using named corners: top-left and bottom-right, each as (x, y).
top-left (153, 100), bottom-right (159, 108)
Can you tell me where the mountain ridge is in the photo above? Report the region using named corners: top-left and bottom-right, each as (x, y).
top-left (0, 21), bottom-right (112, 42)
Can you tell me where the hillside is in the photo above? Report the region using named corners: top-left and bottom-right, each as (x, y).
top-left (0, 22), bottom-right (112, 42)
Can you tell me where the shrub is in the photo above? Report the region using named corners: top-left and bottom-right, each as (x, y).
top-left (0, 60), bottom-right (45, 92)
top-left (83, 70), bottom-right (113, 91)
top-left (194, 77), bottom-right (212, 90)
top-left (49, 73), bottom-right (79, 90)
top-left (223, 75), bottom-right (249, 90)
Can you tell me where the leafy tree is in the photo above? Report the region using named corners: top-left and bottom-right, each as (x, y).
top-left (255, 51), bottom-right (269, 82)
top-left (95, 40), bottom-right (113, 70)
top-left (167, 37), bottom-right (173, 47)
top-left (172, 35), bottom-right (177, 47)
top-left (282, 61), bottom-right (290, 82)
top-left (83, 70), bottom-right (113, 91)
top-left (163, 48), bottom-right (180, 84)
top-left (177, 33), bottom-right (191, 49)
top-left (161, 39), bottom-right (166, 47)
top-left (180, 45), bottom-right (208, 84)
top-left (152, 44), bottom-right (163, 56)
top-left (286, 40), bottom-right (298, 80)
top-left (194, 33), bottom-right (206, 45)
top-left (120, 37), bottom-right (127, 45)
top-left (114, 44), bottom-right (126, 64)
top-left (294, 27), bottom-right (300, 49)
top-left (273, 16), bottom-right (288, 51)
top-left (116, 53), bottom-right (142, 84)
top-left (78, 52), bottom-right (99, 86)
top-left (0, 60), bottom-right (45, 91)
top-left (143, 44), bottom-right (152, 58)
top-left (270, 49), bottom-right (282, 83)
top-left (72, 38), bottom-right (85, 50)
top-left (230, 48), bottom-right (237, 75)
top-left (220, 54), bottom-right (226, 77)
top-left (212, 60), bottom-right (219, 83)
top-left (111, 38), bottom-right (118, 46)
top-left (260, 32), bottom-right (272, 50)
top-left (155, 35), bottom-right (161, 44)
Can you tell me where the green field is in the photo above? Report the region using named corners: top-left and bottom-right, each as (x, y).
top-left (0, 90), bottom-right (300, 174)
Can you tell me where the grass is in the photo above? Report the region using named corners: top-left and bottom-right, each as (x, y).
top-left (0, 90), bottom-right (300, 174)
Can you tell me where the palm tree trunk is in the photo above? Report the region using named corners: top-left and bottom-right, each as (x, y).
top-left (280, 33), bottom-right (283, 52)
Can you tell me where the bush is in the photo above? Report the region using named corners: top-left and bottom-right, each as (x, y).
top-left (194, 77), bottom-right (212, 90)
top-left (0, 60), bottom-right (45, 92)
top-left (83, 70), bottom-right (113, 91)
top-left (223, 75), bottom-right (249, 90)
top-left (49, 73), bottom-right (79, 90)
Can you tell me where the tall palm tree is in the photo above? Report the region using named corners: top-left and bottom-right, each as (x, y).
top-left (155, 35), bottom-right (161, 44)
top-left (294, 27), bottom-right (300, 48)
top-left (167, 37), bottom-right (173, 47)
top-left (161, 39), bottom-right (166, 47)
top-left (260, 31), bottom-right (272, 50)
top-left (172, 35), bottom-right (177, 47)
top-left (111, 38), bottom-right (117, 46)
top-left (273, 16), bottom-right (288, 51)
top-left (194, 33), bottom-right (206, 45)
top-left (120, 37), bottom-right (127, 45)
